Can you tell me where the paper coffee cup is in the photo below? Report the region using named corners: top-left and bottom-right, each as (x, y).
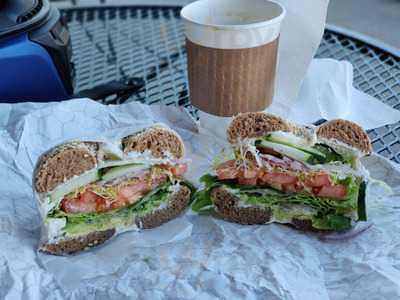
top-left (181, 0), bottom-right (286, 116)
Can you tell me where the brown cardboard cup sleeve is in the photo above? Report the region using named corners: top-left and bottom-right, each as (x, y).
top-left (186, 37), bottom-right (279, 116)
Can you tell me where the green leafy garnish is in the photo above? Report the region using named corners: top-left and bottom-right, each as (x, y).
top-left (312, 214), bottom-right (352, 231)
top-left (191, 175), bottom-right (220, 213)
top-left (191, 190), bottom-right (214, 214)
top-left (357, 181), bottom-right (367, 221)
top-left (200, 174), bottom-right (220, 186)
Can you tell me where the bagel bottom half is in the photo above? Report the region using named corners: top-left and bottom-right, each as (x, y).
top-left (210, 186), bottom-right (325, 232)
top-left (40, 185), bottom-right (191, 255)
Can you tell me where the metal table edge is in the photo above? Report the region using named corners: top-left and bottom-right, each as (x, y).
top-left (52, 0), bottom-right (191, 10)
top-left (55, 2), bottom-right (400, 61)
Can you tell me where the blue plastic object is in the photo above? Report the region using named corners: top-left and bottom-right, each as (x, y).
top-left (0, 33), bottom-right (69, 103)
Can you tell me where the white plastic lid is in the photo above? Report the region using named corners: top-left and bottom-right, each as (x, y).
top-left (181, 0), bottom-right (286, 49)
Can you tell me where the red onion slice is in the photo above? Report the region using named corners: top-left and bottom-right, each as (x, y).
top-left (260, 154), bottom-right (309, 172)
top-left (316, 222), bottom-right (373, 241)
top-left (289, 159), bottom-right (309, 171)
top-left (260, 154), bottom-right (289, 168)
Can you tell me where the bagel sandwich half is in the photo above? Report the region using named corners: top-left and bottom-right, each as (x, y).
top-left (34, 126), bottom-right (194, 255)
top-left (192, 112), bottom-right (371, 232)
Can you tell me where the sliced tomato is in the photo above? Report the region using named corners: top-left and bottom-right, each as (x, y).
top-left (79, 191), bottom-right (111, 213)
top-left (96, 196), bottom-right (112, 212)
top-left (312, 186), bottom-right (322, 194)
top-left (114, 185), bottom-right (144, 209)
top-left (261, 172), bottom-right (298, 185)
top-left (171, 163), bottom-right (188, 176)
top-left (115, 175), bottom-right (167, 208)
top-left (80, 191), bottom-right (99, 203)
top-left (264, 182), bottom-right (283, 191)
top-left (238, 176), bottom-right (258, 186)
top-left (114, 193), bottom-right (142, 208)
top-left (283, 182), bottom-right (304, 193)
top-left (304, 173), bottom-right (331, 187)
top-left (118, 181), bottom-right (148, 199)
top-left (151, 173), bottom-right (168, 186)
top-left (243, 168), bottom-right (259, 179)
top-left (159, 163), bottom-right (188, 176)
top-left (237, 167), bottom-right (259, 185)
top-left (61, 191), bottom-right (101, 214)
top-left (61, 172), bottom-right (169, 214)
top-left (317, 184), bottom-right (347, 199)
top-left (215, 160), bottom-right (238, 180)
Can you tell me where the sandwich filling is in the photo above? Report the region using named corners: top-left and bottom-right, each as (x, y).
top-left (193, 131), bottom-right (368, 231)
top-left (60, 164), bottom-right (185, 214)
top-left (42, 159), bottom-right (191, 242)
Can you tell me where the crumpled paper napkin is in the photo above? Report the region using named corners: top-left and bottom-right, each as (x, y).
top-left (200, 58), bottom-right (400, 139)
top-left (283, 58), bottom-right (400, 129)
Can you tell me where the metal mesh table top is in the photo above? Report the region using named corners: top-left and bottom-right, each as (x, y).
top-left (61, 6), bottom-right (400, 162)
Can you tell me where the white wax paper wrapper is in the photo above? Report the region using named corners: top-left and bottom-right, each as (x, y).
top-left (286, 59), bottom-right (400, 129)
top-left (1, 98), bottom-right (400, 299)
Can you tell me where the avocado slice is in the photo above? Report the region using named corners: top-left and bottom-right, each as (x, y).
top-left (265, 132), bottom-right (326, 161)
top-left (101, 164), bottom-right (145, 181)
top-left (50, 169), bottom-right (100, 202)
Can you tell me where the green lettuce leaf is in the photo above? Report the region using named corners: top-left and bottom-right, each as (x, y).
top-left (191, 175), bottom-right (220, 213)
top-left (312, 214), bottom-right (352, 230)
top-left (192, 173), bottom-right (364, 230)
top-left (49, 182), bottom-right (174, 236)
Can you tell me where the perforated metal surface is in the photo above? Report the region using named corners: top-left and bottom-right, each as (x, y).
top-left (62, 6), bottom-right (400, 162)
top-left (316, 32), bottom-right (400, 162)
top-left (65, 7), bottom-right (194, 111)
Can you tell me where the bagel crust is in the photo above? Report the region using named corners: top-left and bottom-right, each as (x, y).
top-left (34, 143), bottom-right (97, 193)
top-left (317, 119), bottom-right (372, 154)
top-left (210, 186), bottom-right (333, 232)
top-left (40, 229), bottom-right (116, 256)
top-left (210, 187), bottom-right (272, 225)
top-left (122, 127), bottom-right (184, 159)
top-left (227, 112), bottom-right (290, 144)
top-left (137, 185), bottom-right (191, 229)
top-left (228, 113), bottom-right (371, 155)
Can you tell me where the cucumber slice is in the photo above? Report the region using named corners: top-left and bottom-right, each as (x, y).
top-left (50, 169), bottom-right (100, 202)
top-left (266, 132), bottom-right (309, 147)
top-left (101, 164), bottom-right (146, 181)
top-left (357, 181), bottom-right (367, 221)
top-left (98, 159), bottom-right (143, 169)
top-left (265, 132), bottom-right (326, 160)
top-left (312, 144), bottom-right (346, 164)
top-left (257, 140), bottom-right (312, 163)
